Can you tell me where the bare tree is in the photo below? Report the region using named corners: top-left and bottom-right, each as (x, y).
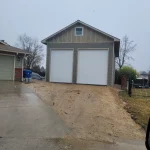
top-left (16, 34), bottom-right (44, 69)
top-left (116, 35), bottom-right (136, 69)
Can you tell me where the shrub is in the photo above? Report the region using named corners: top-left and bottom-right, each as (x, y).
top-left (119, 66), bottom-right (137, 80)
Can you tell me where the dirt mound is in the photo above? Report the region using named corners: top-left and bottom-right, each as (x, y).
top-left (25, 81), bottom-right (144, 143)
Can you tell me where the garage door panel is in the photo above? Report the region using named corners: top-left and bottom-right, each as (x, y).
top-left (77, 50), bottom-right (108, 85)
top-left (50, 50), bottom-right (73, 83)
top-left (0, 55), bottom-right (14, 80)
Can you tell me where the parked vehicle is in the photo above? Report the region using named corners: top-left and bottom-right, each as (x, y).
top-left (145, 84), bottom-right (149, 88)
top-left (133, 78), bottom-right (148, 88)
top-left (31, 72), bottom-right (45, 80)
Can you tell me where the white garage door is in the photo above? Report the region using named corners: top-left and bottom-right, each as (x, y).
top-left (77, 49), bottom-right (108, 85)
top-left (0, 55), bottom-right (14, 80)
top-left (50, 49), bottom-right (73, 83)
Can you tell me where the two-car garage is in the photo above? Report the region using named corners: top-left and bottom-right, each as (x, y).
top-left (50, 49), bottom-right (109, 85)
top-left (42, 20), bottom-right (120, 86)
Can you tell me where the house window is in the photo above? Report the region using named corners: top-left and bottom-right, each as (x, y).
top-left (75, 27), bottom-right (83, 36)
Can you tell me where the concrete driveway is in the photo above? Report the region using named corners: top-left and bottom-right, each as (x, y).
top-left (0, 81), bottom-right (71, 149)
top-left (0, 81), bottom-right (146, 150)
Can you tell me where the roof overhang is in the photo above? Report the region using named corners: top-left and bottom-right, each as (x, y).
top-left (0, 44), bottom-right (31, 56)
top-left (0, 49), bottom-right (31, 55)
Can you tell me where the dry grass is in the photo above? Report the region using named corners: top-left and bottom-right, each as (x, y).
top-left (120, 88), bottom-right (150, 130)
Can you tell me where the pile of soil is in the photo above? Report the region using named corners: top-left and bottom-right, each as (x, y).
top-left (25, 80), bottom-right (144, 143)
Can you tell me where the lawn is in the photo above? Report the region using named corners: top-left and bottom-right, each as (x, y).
top-left (120, 88), bottom-right (150, 130)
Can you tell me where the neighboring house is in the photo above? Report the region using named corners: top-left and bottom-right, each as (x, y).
top-left (42, 20), bottom-right (120, 86)
top-left (139, 72), bottom-right (149, 80)
top-left (0, 40), bottom-right (9, 45)
top-left (0, 40), bottom-right (30, 81)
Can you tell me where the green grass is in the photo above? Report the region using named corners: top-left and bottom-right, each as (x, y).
top-left (120, 88), bottom-right (150, 130)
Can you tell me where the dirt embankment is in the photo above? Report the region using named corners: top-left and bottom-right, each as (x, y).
top-left (25, 81), bottom-right (144, 143)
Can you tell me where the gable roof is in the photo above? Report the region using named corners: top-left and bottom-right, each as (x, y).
top-left (0, 44), bottom-right (31, 55)
top-left (41, 20), bottom-right (120, 45)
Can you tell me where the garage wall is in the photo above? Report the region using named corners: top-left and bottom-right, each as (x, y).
top-left (46, 42), bottom-right (115, 86)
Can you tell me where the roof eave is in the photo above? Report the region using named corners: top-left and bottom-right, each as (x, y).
top-left (41, 40), bottom-right (47, 45)
top-left (0, 49), bottom-right (31, 55)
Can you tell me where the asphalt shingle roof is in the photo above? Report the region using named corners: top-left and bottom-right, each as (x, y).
top-left (0, 44), bottom-right (30, 54)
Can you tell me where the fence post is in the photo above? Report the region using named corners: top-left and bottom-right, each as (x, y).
top-left (128, 78), bottom-right (132, 97)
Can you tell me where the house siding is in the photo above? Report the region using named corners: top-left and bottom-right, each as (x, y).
top-left (15, 55), bottom-right (23, 81)
top-left (48, 24), bottom-right (113, 43)
top-left (47, 42), bottom-right (115, 86)
top-left (15, 56), bottom-right (23, 68)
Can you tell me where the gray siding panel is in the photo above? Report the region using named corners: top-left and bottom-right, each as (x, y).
top-left (46, 44), bottom-right (50, 81)
top-left (48, 24), bottom-right (113, 43)
top-left (47, 42), bottom-right (114, 86)
top-left (72, 49), bottom-right (77, 83)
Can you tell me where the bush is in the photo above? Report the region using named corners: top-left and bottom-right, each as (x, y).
top-left (119, 66), bottom-right (137, 80)
top-left (115, 66), bottom-right (137, 84)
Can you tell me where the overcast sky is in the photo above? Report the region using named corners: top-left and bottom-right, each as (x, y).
top-left (0, 0), bottom-right (150, 71)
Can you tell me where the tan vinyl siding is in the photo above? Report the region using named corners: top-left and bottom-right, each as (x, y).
top-left (48, 24), bottom-right (113, 43)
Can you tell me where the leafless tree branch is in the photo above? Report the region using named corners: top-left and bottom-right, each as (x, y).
top-left (116, 35), bottom-right (136, 69)
top-left (16, 34), bottom-right (44, 69)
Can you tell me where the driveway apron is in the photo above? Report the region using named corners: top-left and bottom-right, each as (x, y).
top-left (0, 81), bottom-right (71, 149)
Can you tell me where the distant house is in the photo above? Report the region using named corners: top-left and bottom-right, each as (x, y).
top-left (134, 72), bottom-right (150, 87)
top-left (42, 20), bottom-right (120, 86)
top-left (0, 40), bottom-right (30, 81)
top-left (139, 72), bottom-right (149, 80)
